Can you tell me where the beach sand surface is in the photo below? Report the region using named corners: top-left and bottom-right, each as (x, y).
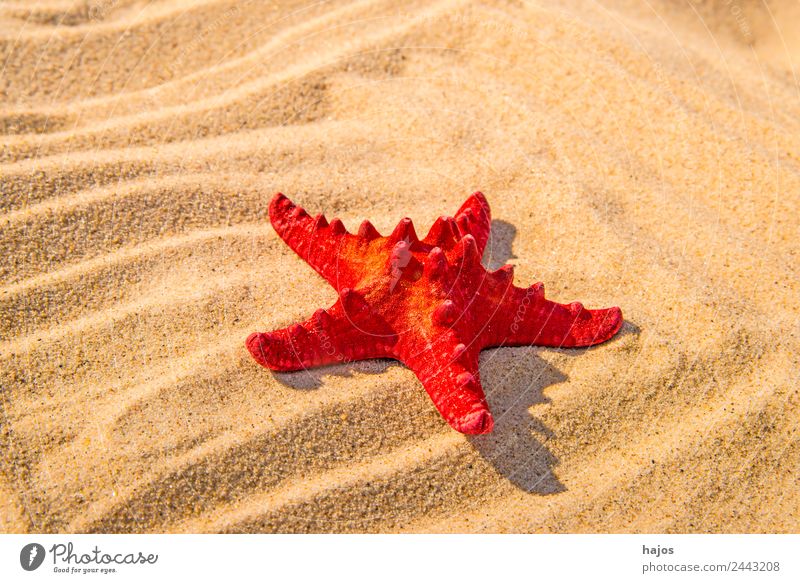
top-left (1, 0), bottom-right (798, 533)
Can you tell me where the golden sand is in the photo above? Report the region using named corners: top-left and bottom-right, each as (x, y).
top-left (1, 0), bottom-right (798, 533)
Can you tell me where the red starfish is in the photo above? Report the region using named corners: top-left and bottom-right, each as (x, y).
top-left (247, 192), bottom-right (623, 434)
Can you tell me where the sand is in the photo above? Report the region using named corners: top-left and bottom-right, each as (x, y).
top-left (0, 0), bottom-right (798, 534)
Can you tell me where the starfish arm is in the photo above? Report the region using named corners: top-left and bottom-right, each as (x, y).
top-left (269, 193), bottom-right (366, 291)
top-left (397, 342), bottom-right (493, 434)
top-left (246, 292), bottom-right (396, 371)
top-left (454, 191), bottom-right (492, 255)
top-left (422, 192), bottom-right (491, 254)
top-left (486, 284), bottom-right (623, 348)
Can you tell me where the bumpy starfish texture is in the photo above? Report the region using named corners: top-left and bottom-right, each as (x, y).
top-left (247, 192), bottom-right (623, 435)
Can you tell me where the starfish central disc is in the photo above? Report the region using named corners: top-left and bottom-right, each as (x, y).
top-left (246, 192), bottom-right (623, 434)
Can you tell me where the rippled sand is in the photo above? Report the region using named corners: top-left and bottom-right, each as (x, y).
top-left (1, 0), bottom-right (798, 533)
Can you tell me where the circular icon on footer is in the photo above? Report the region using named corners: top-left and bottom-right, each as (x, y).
top-left (20, 543), bottom-right (46, 571)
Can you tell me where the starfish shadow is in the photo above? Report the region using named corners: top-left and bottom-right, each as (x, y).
top-left (270, 358), bottom-right (398, 390)
top-left (470, 318), bottom-right (637, 494)
top-left (616, 319), bottom-right (641, 338)
top-left (483, 219), bottom-right (517, 270)
top-left (469, 349), bottom-right (568, 494)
